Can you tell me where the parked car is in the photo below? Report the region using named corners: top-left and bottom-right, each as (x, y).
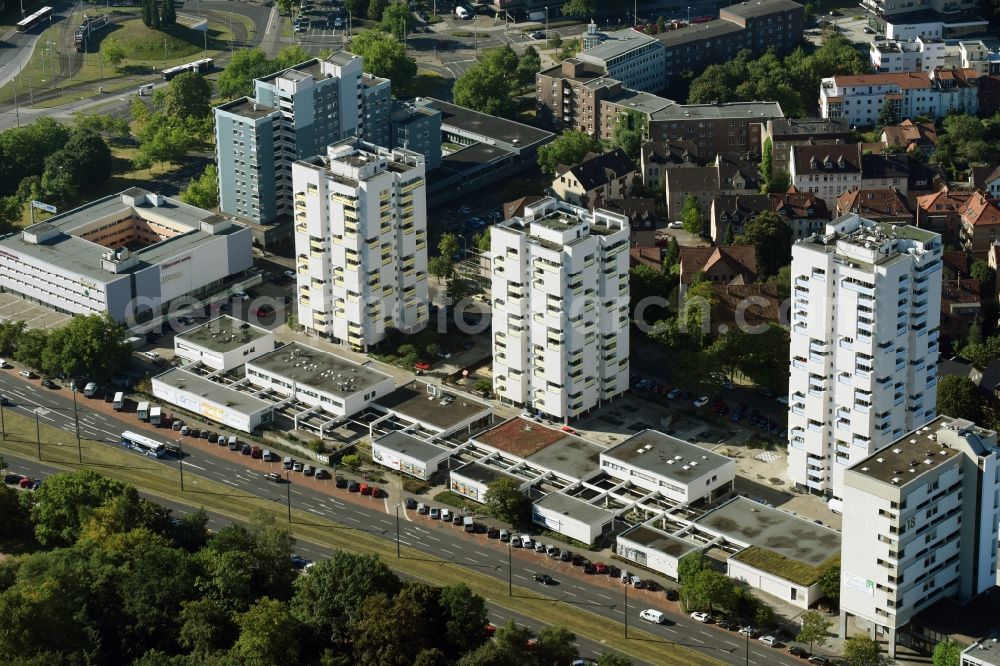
top-left (264, 472), bottom-right (282, 483)
top-left (3, 474), bottom-right (20, 485)
top-left (666, 388), bottom-right (682, 400)
top-left (807, 656), bottom-right (832, 665)
top-left (693, 396), bottom-right (710, 408)
top-left (336, 476), bottom-right (348, 488)
top-left (303, 465), bottom-right (315, 476)
top-left (417, 501), bottom-right (428, 513)
top-left (452, 514), bottom-right (463, 525)
top-left (414, 360), bottom-right (431, 371)
top-left (41, 378), bottom-right (57, 389)
top-left (739, 626), bottom-right (758, 638)
top-left (717, 618), bottom-right (737, 631)
top-left (315, 469), bottom-right (330, 480)
top-left (293, 461), bottom-right (304, 472)
top-left (759, 636), bottom-right (780, 647)
top-left (487, 527), bottom-right (500, 539)
top-left (788, 646), bottom-right (810, 658)
top-left (405, 497), bottom-right (418, 509)
top-left (347, 480), bottom-right (359, 492)
top-left (534, 542), bottom-right (546, 553)
top-left (593, 562), bottom-right (607, 574)
top-left (691, 612), bottom-right (712, 623)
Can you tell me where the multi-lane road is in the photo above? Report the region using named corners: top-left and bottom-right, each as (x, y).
top-left (0, 369), bottom-right (827, 666)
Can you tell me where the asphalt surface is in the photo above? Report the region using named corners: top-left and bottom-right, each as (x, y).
top-left (0, 369), bottom-right (825, 666)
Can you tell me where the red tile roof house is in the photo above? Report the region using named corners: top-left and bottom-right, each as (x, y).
top-left (678, 245), bottom-right (758, 288)
top-left (960, 192), bottom-right (1000, 254)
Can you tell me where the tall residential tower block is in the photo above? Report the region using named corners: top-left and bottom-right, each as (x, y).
top-left (787, 214), bottom-right (942, 500)
top-left (292, 138), bottom-right (429, 350)
top-left (490, 198), bottom-right (630, 422)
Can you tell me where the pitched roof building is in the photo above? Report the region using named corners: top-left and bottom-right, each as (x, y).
top-left (664, 153), bottom-right (760, 223)
top-left (881, 119), bottom-right (938, 153)
top-left (551, 149), bottom-right (638, 209)
top-left (917, 187), bottom-right (972, 247)
top-left (960, 192), bottom-right (1000, 253)
top-left (678, 245), bottom-right (758, 287)
top-left (836, 188), bottom-right (914, 223)
top-left (639, 139), bottom-right (701, 188)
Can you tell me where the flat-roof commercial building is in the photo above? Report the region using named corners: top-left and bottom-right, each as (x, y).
top-left (152, 367), bottom-right (276, 433)
top-left (371, 430), bottom-right (452, 480)
top-left (0, 188), bottom-right (252, 324)
top-left (787, 215), bottom-right (942, 500)
top-left (963, 633), bottom-right (1000, 666)
top-left (696, 496), bottom-right (843, 608)
top-left (421, 98), bottom-right (554, 205)
top-left (532, 491), bottom-right (617, 545)
top-left (292, 138), bottom-right (429, 350)
top-left (491, 199), bottom-right (630, 422)
top-left (616, 524), bottom-right (699, 580)
top-left (840, 417), bottom-right (1000, 659)
top-left (173, 315), bottom-right (274, 372)
top-left (245, 342), bottom-right (394, 418)
top-left (601, 430), bottom-right (735, 504)
top-left (373, 381), bottom-right (493, 440)
top-left (450, 461), bottom-right (521, 503)
top-left (390, 99), bottom-right (443, 171)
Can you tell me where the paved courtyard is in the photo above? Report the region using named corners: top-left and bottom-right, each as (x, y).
top-left (0, 292), bottom-right (73, 330)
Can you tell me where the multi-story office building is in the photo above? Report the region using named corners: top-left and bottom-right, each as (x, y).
top-left (819, 69), bottom-right (980, 128)
top-left (291, 138), bottom-right (429, 350)
top-left (214, 53), bottom-right (390, 242)
top-left (870, 36), bottom-right (948, 72)
top-left (390, 99), bottom-right (443, 170)
top-left (787, 214), bottom-right (942, 500)
top-left (575, 28), bottom-right (665, 93)
top-left (840, 417), bottom-right (1000, 658)
top-left (535, 59), bottom-right (627, 134)
top-left (491, 198), bottom-right (630, 422)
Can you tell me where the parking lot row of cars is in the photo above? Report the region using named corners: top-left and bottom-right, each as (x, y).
top-left (687, 612), bottom-right (832, 663)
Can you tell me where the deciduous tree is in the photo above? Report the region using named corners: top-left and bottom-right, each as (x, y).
top-left (181, 164), bottom-right (220, 209)
top-left (734, 210), bottom-right (792, 279)
top-left (379, 2), bottom-right (414, 40)
top-left (843, 634), bottom-right (881, 666)
top-left (231, 597), bottom-right (302, 666)
top-left (933, 639), bottom-right (962, 666)
top-left (164, 72), bottom-right (213, 120)
top-left (350, 29), bottom-right (417, 91)
top-left (483, 477), bottom-right (530, 526)
top-left (20, 469), bottom-right (131, 547)
top-left (536, 130), bottom-right (601, 175)
top-left (936, 375), bottom-right (982, 422)
top-left (681, 195), bottom-right (702, 235)
top-left (796, 610), bottom-right (832, 654)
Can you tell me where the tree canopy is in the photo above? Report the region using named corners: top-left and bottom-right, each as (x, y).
top-left (687, 37), bottom-right (869, 115)
top-left (181, 163), bottom-right (220, 209)
top-left (351, 29), bottom-right (417, 92)
top-left (537, 130), bottom-right (602, 175)
top-left (936, 375), bottom-right (982, 423)
top-left (163, 72), bottom-right (213, 120)
top-left (734, 210), bottom-right (793, 279)
top-left (453, 45), bottom-right (532, 118)
top-left (483, 477), bottom-right (531, 527)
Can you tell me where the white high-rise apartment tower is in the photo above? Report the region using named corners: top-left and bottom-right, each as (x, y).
top-left (292, 138), bottom-right (429, 350)
top-left (787, 214), bottom-right (942, 501)
top-left (840, 417), bottom-right (1000, 658)
top-left (491, 198), bottom-right (630, 422)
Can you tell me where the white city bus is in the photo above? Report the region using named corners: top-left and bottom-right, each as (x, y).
top-left (120, 431), bottom-right (166, 458)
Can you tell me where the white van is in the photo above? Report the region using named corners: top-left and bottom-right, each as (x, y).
top-left (454, 5), bottom-right (469, 18)
top-left (113, 392), bottom-right (124, 410)
top-left (83, 382), bottom-right (98, 398)
top-left (440, 508), bottom-right (451, 521)
top-left (519, 535), bottom-right (533, 548)
top-left (262, 449), bottom-right (273, 462)
top-left (639, 609), bottom-right (666, 625)
top-left (228, 436), bottom-right (239, 448)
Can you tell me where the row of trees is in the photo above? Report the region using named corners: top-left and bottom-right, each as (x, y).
top-left (0, 468), bottom-right (631, 666)
top-left (453, 45), bottom-right (540, 118)
top-left (0, 118), bottom-right (117, 228)
top-left (0, 315), bottom-right (134, 381)
top-left (140, 0), bottom-right (177, 29)
top-left (687, 36), bottom-right (869, 117)
top-left (130, 70), bottom-right (215, 172)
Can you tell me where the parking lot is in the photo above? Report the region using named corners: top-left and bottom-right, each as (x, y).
top-left (0, 293), bottom-right (73, 330)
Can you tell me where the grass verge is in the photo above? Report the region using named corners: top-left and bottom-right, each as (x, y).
top-left (0, 412), bottom-right (720, 665)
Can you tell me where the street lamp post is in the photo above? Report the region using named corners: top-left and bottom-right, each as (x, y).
top-left (177, 439), bottom-right (185, 490)
top-left (508, 541), bottom-right (512, 596)
top-left (624, 579), bottom-right (629, 638)
top-left (34, 410), bottom-right (41, 461)
top-left (72, 387), bottom-right (81, 463)
top-left (285, 471), bottom-right (292, 523)
top-left (396, 503), bottom-right (401, 558)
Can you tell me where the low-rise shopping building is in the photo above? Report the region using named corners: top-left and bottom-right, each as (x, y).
top-left (245, 342), bottom-right (394, 419)
top-left (173, 315), bottom-right (274, 372)
top-left (371, 431), bottom-right (452, 481)
top-left (151, 367), bottom-right (276, 433)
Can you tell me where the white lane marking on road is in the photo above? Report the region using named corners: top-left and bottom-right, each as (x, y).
top-left (596, 593), bottom-right (613, 601)
top-left (475, 551), bottom-right (490, 557)
top-left (342, 515), bottom-right (359, 523)
top-left (440, 548), bottom-right (453, 555)
top-left (464, 557), bottom-right (477, 563)
top-left (723, 640), bottom-right (740, 648)
top-left (690, 637), bottom-right (704, 644)
top-left (184, 462), bottom-right (206, 470)
top-left (221, 479), bottom-right (239, 487)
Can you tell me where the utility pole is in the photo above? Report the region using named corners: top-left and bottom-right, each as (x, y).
top-left (396, 504), bottom-right (401, 557)
top-left (508, 541), bottom-right (512, 596)
top-left (12, 72), bottom-right (20, 127)
top-left (624, 580), bottom-right (629, 638)
top-left (0, 401), bottom-right (5, 440)
top-left (72, 387), bottom-right (81, 463)
top-left (34, 410), bottom-right (41, 461)
top-left (285, 472), bottom-right (292, 523)
top-left (177, 439), bottom-right (185, 490)
top-left (545, 5), bottom-right (548, 33)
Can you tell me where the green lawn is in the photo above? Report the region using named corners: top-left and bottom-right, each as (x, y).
top-left (0, 411), bottom-right (722, 666)
top-left (0, 12), bottom-right (250, 107)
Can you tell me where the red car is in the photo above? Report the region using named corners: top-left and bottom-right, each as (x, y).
top-left (359, 483), bottom-right (371, 496)
top-left (369, 486), bottom-right (381, 498)
top-left (483, 623), bottom-right (497, 637)
top-left (414, 361), bottom-right (431, 371)
top-left (594, 562), bottom-right (608, 574)
top-left (18, 476), bottom-right (33, 488)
